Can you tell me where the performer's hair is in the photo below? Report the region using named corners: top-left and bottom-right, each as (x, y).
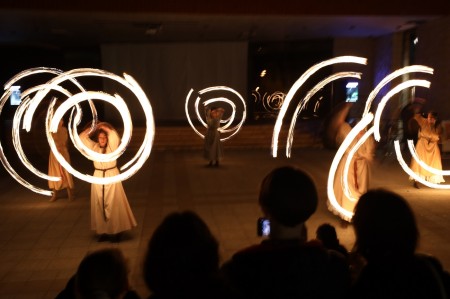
top-left (428, 111), bottom-right (438, 119)
top-left (95, 128), bottom-right (108, 141)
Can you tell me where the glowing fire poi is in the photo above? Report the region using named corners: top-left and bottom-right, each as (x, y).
top-left (0, 67), bottom-right (155, 196)
top-left (267, 56), bottom-right (446, 221)
top-left (271, 56), bottom-right (368, 158)
top-left (327, 64), bottom-right (449, 221)
top-left (185, 86), bottom-right (246, 141)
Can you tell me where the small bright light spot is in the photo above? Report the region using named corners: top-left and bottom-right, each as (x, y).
top-left (414, 37), bottom-right (419, 45)
top-left (260, 70), bottom-right (267, 77)
top-left (346, 82), bottom-right (358, 88)
top-left (255, 87), bottom-right (259, 92)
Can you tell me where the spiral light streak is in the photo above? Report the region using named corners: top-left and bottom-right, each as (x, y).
top-left (407, 140), bottom-right (450, 176)
top-left (264, 92), bottom-right (285, 112)
top-left (285, 72), bottom-right (362, 157)
top-left (4, 67), bottom-right (63, 90)
top-left (46, 69), bottom-right (136, 163)
top-left (13, 96), bottom-right (59, 182)
top-left (118, 73), bottom-right (154, 172)
top-left (252, 90), bottom-right (260, 103)
top-left (373, 79), bottom-right (431, 141)
top-left (342, 126), bottom-right (375, 200)
top-left (0, 69), bottom-right (72, 196)
top-left (313, 97), bottom-right (323, 113)
top-left (51, 91), bottom-right (131, 163)
top-left (0, 90), bottom-right (53, 195)
top-left (22, 68), bottom-right (97, 132)
top-left (362, 65), bottom-right (433, 117)
top-left (12, 83), bottom-right (75, 185)
top-left (395, 141), bottom-right (450, 189)
top-left (202, 98), bottom-right (236, 131)
top-left (1, 68), bottom-right (154, 194)
top-left (185, 86), bottom-right (246, 142)
top-left (49, 71), bottom-right (154, 185)
top-left (272, 56), bottom-right (367, 157)
top-left (327, 113), bottom-right (374, 221)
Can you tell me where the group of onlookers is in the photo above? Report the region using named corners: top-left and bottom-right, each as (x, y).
top-left (56, 165), bottom-right (450, 299)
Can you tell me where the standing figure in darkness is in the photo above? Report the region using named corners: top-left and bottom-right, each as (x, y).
top-left (204, 106), bottom-right (224, 167)
top-left (410, 111), bottom-right (445, 188)
top-left (400, 97), bottom-right (425, 147)
top-left (331, 122), bottom-right (375, 222)
top-left (80, 122), bottom-right (137, 242)
top-left (48, 119), bottom-right (75, 202)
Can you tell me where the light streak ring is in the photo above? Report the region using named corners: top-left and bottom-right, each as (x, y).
top-left (395, 141), bottom-right (449, 189)
top-left (272, 56), bottom-right (367, 157)
top-left (0, 68), bottom-right (155, 194)
top-left (285, 71), bottom-right (362, 157)
top-left (373, 80), bottom-right (431, 141)
top-left (327, 113), bottom-right (374, 221)
top-left (185, 86), bottom-right (246, 142)
top-left (362, 65), bottom-right (433, 117)
top-left (49, 70), bottom-right (155, 185)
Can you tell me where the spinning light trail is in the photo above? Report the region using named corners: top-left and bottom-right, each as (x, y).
top-left (271, 56), bottom-right (368, 158)
top-left (327, 64), bottom-right (446, 221)
top-left (327, 113), bottom-right (374, 221)
top-left (185, 86), bottom-right (246, 141)
top-left (395, 140), bottom-right (450, 189)
top-left (285, 71), bottom-right (362, 157)
top-left (0, 68), bottom-right (155, 195)
top-left (252, 90), bottom-right (285, 112)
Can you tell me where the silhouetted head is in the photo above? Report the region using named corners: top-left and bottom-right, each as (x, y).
top-left (353, 189), bottom-right (418, 262)
top-left (75, 248), bottom-right (129, 299)
top-left (259, 166), bottom-right (318, 227)
top-left (316, 223), bottom-right (339, 248)
top-left (143, 211), bottom-right (219, 296)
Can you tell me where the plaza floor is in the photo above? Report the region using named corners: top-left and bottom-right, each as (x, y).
top-left (0, 147), bottom-right (449, 298)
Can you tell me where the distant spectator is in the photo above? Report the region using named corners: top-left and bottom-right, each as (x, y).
top-left (220, 166), bottom-right (351, 299)
top-left (73, 248), bottom-right (139, 299)
top-left (143, 211), bottom-right (240, 299)
top-left (316, 223), bottom-right (349, 258)
top-left (349, 188), bottom-right (450, 299)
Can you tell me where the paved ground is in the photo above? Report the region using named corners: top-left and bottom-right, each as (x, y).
top-left (0, 146), bottom-right (449, 298)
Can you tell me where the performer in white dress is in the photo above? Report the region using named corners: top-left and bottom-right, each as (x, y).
top-left (48, 119), bottom-right (75, 202)
top-left (331, 122), bottom-right (375, 222)
top-left (80, 122), bottom-right (137, 240)
top-left (410, 112), bottom-right (445, 188)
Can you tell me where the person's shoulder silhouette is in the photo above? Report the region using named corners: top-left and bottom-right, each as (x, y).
top-left (221, 166), bottom-right (351, 299)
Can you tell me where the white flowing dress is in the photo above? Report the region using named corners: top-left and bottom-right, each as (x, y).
top-left (81, 129), bottom-right (137, 234)
top-left (410, 115), bottom-right (445, 184)
top-left (331, 122), bottom-right (375, 221)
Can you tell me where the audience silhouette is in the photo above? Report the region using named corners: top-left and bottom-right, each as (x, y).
top-left (349, 188), bottom-right (450, 299)
top-left (55, 180), bottom-right (450, 299)
top-left (220, 165), bottom-right (351, 299)
top-left (143, 210), bottom-right (240, 299)
top-left (316, 223), bottom-right (349, 258)
top-left (56, 248), bottom-right (139, 299)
